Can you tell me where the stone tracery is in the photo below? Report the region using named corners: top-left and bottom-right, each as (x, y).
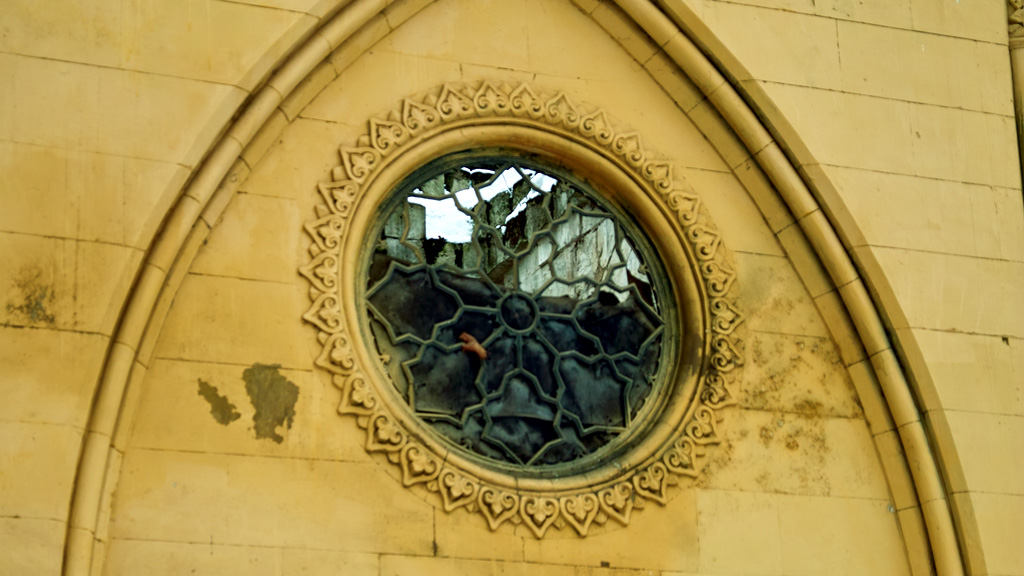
top-left (365, 158), bottom-right (668, 467)
top-left (300, 81), bottom-right (745, 537)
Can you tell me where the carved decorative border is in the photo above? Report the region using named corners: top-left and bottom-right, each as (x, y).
top-left (300, 81), bottom-right (744, 537)
top-left (1011, 0), bottom-right (1024, 38)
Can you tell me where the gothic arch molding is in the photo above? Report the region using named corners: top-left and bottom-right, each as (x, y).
top-left (62, 1), bottom-right (966, 574)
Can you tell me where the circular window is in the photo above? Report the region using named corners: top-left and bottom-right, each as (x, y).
top-left (300, 82), bottom-right (743, 537)
top-left (364, 156), bottom-right (673, 470)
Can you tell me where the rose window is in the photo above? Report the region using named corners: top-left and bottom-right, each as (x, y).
top-left (364, 156), bottom-right (671, 468)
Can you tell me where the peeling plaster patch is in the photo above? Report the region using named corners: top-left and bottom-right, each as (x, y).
top-left (196, 378), bottom-right (241, 425)
top-left (6, 266), bottom-right (55, 326)
top-left (242, 363), bottom-right (299, 443)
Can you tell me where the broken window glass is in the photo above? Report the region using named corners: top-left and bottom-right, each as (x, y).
top-left (366, 157), bottom-right (669, 467)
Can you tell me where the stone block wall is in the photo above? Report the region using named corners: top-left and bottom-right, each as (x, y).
top-left (0, 1), bottom-right (1020, 575)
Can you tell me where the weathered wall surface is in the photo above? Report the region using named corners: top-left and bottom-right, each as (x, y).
top-left (0, 0), bottom-right (333, 571)
top-left (105, 1), bottom-right (908, 574)
top-left (0, 0), bottom-right (1021, 575)
top-left (679, 1), bottom-right (1024, 574)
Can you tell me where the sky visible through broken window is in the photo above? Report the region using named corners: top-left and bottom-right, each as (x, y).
top-left (408, 166), bottom-right (556, 243)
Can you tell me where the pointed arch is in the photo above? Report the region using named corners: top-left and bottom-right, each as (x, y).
top-left (602, 1), bottom-right (965, 574)
top-left (63, 1), bottom-right (966, 574)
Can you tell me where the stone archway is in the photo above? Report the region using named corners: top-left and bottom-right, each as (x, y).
top-left (64, 2), bottom-right (964, 574)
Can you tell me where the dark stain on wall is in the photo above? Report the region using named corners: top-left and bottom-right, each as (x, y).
top-left (242, 363), bottom-right (299, 444)
top-left (6, 266), bottom-right (55, 326)
top-left (196, 378), bottom-right (242, 425)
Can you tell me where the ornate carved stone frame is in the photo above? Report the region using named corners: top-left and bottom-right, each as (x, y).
top-left (300, 81), bottom-right (745, 538)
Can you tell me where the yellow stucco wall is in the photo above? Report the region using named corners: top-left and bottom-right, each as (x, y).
top-left (1, 1), bottom-right (1021, 575)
